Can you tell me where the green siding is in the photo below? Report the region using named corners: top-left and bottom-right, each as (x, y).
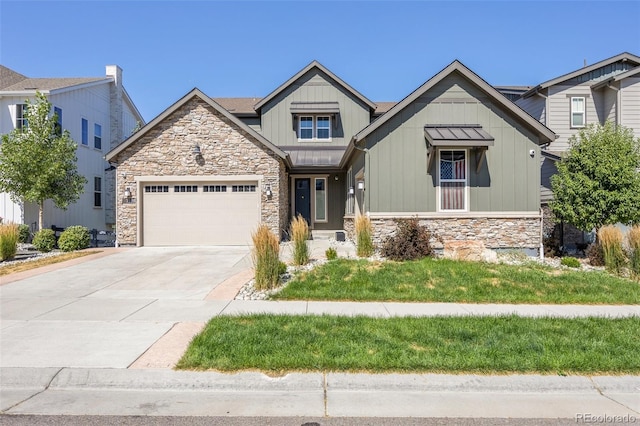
top-left (362, 72), bottom-right (540, 214)
top-left (314, 173), bottom-right (346, 230)
top-left (260, 70), bottom-right (371, 147)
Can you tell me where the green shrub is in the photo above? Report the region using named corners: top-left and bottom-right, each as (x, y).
top-left (325, 247), bottom-right (338, 260)
top-left (598, 226), bottom-right (626, 274)
top-left (381, 218), bottom-right (434, 261)
top-left (560, 256), bottom-right (581, 268)
top-left (0, 223), bottom-right (19, 261)
top-left (58, 226), bottom-right (91, 252)
top-left (290, 214), bottom-right (310, 266)
top-left (278, 261), bottom-right (288, 276)
top-left (628, 226), bottom-right (640, 278)
top-left (355, 215), bottom-right (374, 257)
top-left (252, 224), bottom-right (281, 290)
top-left (18, 224), bottom-right (31, 243)
top-left (32, 229), bottom-right (56, 253)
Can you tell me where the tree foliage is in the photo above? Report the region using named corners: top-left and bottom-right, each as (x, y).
top-left (550, 122), bottom-right (640, 232)
top-left (0, 92), bottom-right (86, 229)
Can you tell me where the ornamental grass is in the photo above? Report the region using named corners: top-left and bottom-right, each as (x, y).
top-left (252, 224), bottom-right (281, 290)
top-left (0, 222), bottom-right (19, 261)
top-left (290, 214), bottom-right (309, 266)
top-left (628, 226), bottom-right (640, 278)
top-left (355, 215), bottom-right (374, 257)
top-left (598, 225), bottom-right (626, 274)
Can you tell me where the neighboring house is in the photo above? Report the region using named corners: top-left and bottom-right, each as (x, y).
top-left (106, 60), bottom-right (554, 254)
top-left (0, 65), bottom-right (144, 231)
top-left (513, 52), bottom-right (640, 246)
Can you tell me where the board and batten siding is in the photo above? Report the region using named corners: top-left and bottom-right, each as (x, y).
top-left (621, 77), bottom-right (640, 134)
top-left (540, 158), bottom-right (558, 203)
top-left (362, 72), bottom-right (541, 214)
top-left (259, 70), bottom-right (371, 147)
top-left (516, 94), bottom-right (546, 125)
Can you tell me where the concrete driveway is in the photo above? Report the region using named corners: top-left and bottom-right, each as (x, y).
top-left (0, 246), bottom-right (251, 369)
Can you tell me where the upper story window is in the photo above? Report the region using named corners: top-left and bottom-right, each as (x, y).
top-left (94, 124), bottom-right (102, 150)
top-left (15, 104), bottom-right (27, 130)
top-left (53, 106), bottom-right (62, 136)
top-left (571, 97), bottom-right (585, 128)
top-left (439, 150), bottom-right (467, 211)
top-left (81, 118), bottom-right (88, 145)
top-left (298, 116), bottom-right (331, 141)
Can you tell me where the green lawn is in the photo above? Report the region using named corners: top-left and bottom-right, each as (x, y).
top-left (176, 315), bottom-right (640, 374)
top-left (272, 258), bottom-right (640, 304)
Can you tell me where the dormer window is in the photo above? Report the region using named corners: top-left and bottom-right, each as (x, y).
top-left (298, 115), bottom-right (331, 141)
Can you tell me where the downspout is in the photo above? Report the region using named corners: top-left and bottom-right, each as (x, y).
top-left (351, 136), bottom-right (369, 216)
top-left (540, 207), bottom-right (544, 261)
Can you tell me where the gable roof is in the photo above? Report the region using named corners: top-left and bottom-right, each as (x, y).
top-left (106, 88), bottom-right (291, 167)
top-left (0, 77), bottom-right (108, 92)
top-left (345, 60), bottom-right (555, 167)
top-left (253, 60), bottom-right (377, 112)
top-left (0, 65), bottom-right (28, 89)
top-left (521, 52), bottom-right (640, 98)
top-left (591, 65), bottom-right (640, 90)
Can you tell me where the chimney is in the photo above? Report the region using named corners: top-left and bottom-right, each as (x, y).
top-left (583, 59), bottom-right (587, 67)
top-left (106, 65), bottom-right (123, 149)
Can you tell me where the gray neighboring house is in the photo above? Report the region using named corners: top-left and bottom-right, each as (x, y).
top-left (512, 52), bottom-right (640, 247)
top-left (106, 60), bottom-right (555, 253)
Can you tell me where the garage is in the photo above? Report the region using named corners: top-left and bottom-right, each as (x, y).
top-left (141, 180), bottom-right (260, 246)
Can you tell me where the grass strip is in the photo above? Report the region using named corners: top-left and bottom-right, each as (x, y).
top-left (0, 250), bottom-right (101, 276)
top-left (177, 315), bottom-right (640, 374)
top-left (273, 258), bottom-right (640, 304)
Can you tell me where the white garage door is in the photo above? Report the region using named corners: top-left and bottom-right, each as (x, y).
top-left (142, 181), bottom-right (260, 246)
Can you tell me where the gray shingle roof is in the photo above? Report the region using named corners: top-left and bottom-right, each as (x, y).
top-left (0, 65), bottom-right (28, 89)
top-left (1, 77), bottom-right (107, 92)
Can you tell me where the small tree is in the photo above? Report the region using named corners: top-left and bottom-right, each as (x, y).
top-left (0, 92), bottom-right (86, 230)
top-left (550, 122), bottom-right (640, 234)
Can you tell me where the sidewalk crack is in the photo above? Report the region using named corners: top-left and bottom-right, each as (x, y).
top-left (1, 367), bottom-right (64, 414)
top-left (323, 371), bottom-right (328, 417)
top-left (589, 376), bottom-right (640, 415)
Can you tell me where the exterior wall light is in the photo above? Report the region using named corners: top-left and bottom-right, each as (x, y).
top-left (192, 145), bottom-right (201, 157)
top-left (357, 181), bottom-right (365, 190)
top-left (124, 187), bottom-right (132, 203)
top-left (348, 186), bottom-right (355, 195)
top-left (266, 185), bottom-right (273, 197)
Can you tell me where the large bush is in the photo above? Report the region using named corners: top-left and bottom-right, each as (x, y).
top-left (252, 224), bottom-right (281, 290)
top-left (58, 226), bottom-right (91, 252)
top-left (32, 229), bottom-right (56, 253)
top-left (0, 223), bottom-right (19, 261)
top-left (381, 218), bottom-right (434, 261)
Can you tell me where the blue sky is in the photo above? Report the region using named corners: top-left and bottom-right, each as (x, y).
top-left (2, 1), bottom-right (639, 121)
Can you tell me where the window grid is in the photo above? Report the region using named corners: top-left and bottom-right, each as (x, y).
top-left (298, 116), bottom-right (331, 140)
top-left (174, 185), bottom-right (198, 193)
top-left (94, 177), bottom-right (102, 208)
top-left (571, 97), bottom-right (586, 128)
top-left (144, 186), bottom-right (169, 193)
top-left (94, 124), bottom-right (102, 150)
top-left (439, 150), bottom-right (467, 211)
top-left (203, 185), bottom-right (227, 192)
top-left (232, 185), bottom-right (256, 193)
top-left (16, 104), bottom-right (27, 130)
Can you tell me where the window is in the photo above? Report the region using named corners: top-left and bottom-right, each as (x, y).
top-left (203, 185), bottom-right (227, 192)
top-left (174, 185), bottom-right (198, 193)
top-left (298, 116), bottom-right (331, 140)
top-left (232, 185), bottom-right (256, 192)
top-left (15, 104), bottom-right (27, 130)
top-left (81, 119), bottom-right (88, 145)
top-left (94, 177), bottom-right (102, 208)
top-left (144, 185), bottom-right (169, 193)
top-left (439, 150), bottom-right (467, 211)
top-left (94, 124), bottom-right (102, 150)
top-left (571, 97), bottom-right (585, 128)
top-left (315, 178), bottom-right (327, 222)
top-left (54, 107), bottom-right (62, 136)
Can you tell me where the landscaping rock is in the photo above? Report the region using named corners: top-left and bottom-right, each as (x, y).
top-left (443, 240), bottom-right (498, 263)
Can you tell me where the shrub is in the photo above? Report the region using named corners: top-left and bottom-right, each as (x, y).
top-left (252, 224), bottom-right (281, 290)
top-left (560, 256), bottom-right (581, 268)
top-left (278, 261), bottom-right (288, 276)
top-left (586, 242), bottom-right (604, 267)
top-left (598, 225), bottom-right (626, 274)
top-left (18, 224), bottom-right (31, 243)
top-left (290, 214), bottom-right (309, 266)
top-left (628, 226), bottom-right (640, 277)
top-left (355, 215), bottom-right (374, 257)
top-left (0, 223), bottom-right (19, 261)
top-left (32, 229), bottom-right (56, 253)
top-left (381, 217), bottom-right (434, 261)
top-left (325, 247), bottom-right (338, 260)
top-left (58, 226), bottom-right (91, 252)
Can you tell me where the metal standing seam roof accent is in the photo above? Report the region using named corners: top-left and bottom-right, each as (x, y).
top-left (290, 101), bottom-right (340, 114)
top-left (424, 125), bottom-right (495, 146)
top-left (286, 147), bottom-right (347, 167)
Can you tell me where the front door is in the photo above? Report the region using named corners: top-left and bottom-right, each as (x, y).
top-left (294, 178), bottom-right (311, 225)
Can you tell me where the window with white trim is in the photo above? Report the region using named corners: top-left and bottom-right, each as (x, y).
top-left (81, 118), bottom-right (88, 145)
top-left (571, 97), bottom-right (585, 128)
top-left (94, 176), bottom-right (102, 208)
top-left (315, 178), bottom-right (327, 222)
top-left (15, 104), bottom-right (27, 130)
top-left (94, 123), bottom-right (102, 150)
top-left (298, 116), bottom-right (331, 140)
top-left (439, 150), bottom-right (467, 211)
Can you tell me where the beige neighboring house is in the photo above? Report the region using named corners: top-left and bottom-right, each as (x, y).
top-left (0, 65), bottom-right (144, 232)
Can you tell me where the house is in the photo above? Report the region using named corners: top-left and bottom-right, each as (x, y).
top-left (514, 52), bottom-right (640, 246)
top-left (0, 65), bottom-right (144, 232)
top-left (106, 60), bottom-right (555, 254)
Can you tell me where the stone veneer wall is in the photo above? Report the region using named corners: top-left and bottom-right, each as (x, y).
top-left (113, 98), bottom-right (286, 245)
top-left (344, 215), bottom-right (541, 251)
